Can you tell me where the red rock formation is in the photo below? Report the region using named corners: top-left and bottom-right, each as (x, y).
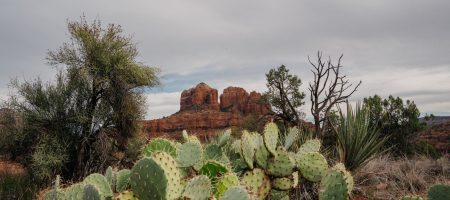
top-left (180, 82), bottom-right (219, 111)
top-left (419, 121), bottom-right (450, 154)
top-left (144, 83), bottom-right (271, 140)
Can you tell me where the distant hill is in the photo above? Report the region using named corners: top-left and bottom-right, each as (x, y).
top-left (419, 116), bottom-right (450, 127)
top-left (419, 116), bottom-right (450, 154)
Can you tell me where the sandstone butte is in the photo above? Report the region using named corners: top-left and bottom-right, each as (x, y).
top-left (142, 82), bottom-right (272, 140)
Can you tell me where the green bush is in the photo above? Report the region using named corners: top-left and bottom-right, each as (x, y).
top-left (412, 141), bottom-right (442, 159)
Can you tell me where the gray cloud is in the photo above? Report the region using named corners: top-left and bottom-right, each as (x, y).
top-left (1, 0), bottom-right (449, 119)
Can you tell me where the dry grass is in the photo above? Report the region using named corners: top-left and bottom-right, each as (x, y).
top-left (354, 154), bottom-right (450, 199)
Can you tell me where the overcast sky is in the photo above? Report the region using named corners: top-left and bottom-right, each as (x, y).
top-left (1, 0), bottom-right (449, 120)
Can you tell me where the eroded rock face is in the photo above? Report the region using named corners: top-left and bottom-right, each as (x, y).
top-left (419, 121), bottom-right (450, 154)
top-left (180, 82), bottom-right (219, 111)
top-left (144, 83), bottom-right (270, 140)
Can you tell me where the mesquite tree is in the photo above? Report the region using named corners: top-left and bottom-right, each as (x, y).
top-left (308, 52), bottom-right (361, 136)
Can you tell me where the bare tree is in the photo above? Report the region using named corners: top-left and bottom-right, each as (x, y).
top-left (308, 52), bottom-right (361, 136)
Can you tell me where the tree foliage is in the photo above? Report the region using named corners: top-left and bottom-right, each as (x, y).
top-left (363, 95), bottom-right (424, 154)
top-left (263, 65), bottom-right (306, 127)
top-left (4, 17), bottom-right (159, 184)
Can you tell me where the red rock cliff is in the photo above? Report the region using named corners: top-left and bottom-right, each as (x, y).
top-left (143, 83), bottom-right (270, 140)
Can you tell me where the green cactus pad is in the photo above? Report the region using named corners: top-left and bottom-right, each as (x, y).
top-left (199, 160), bottom-right (229, 184)
top-left (241, 130), bottom-right (256, 169)
top-left (63, 183), bottom-right (84, 200)
top-left (152, 151), bottom-right (183, 199)
top-left (130, 156), bottom-right (180, 200)
top-left (105, 166), bottom-right (115, 190)
top-left (319, 169), bottom-right (348, 200)
top-left (143, 138), bottom-right (177, 158)
top-left (115, 169), bottom-right (131, 193)
top-left (182, 130), bottom-right (189, 142)
top-left (284, 127), bottom-right (299, 150)
top-left (272, 177), bottom-right (293, 190)
top-left (332, 163), bottom-right (354, 195)
top-left (83, 173), bottom-right (114, 198)
top-left (298, 152), bottom-right (328, 182)
top-left (218, 129), bottom-right (232, 147)
top-left (400, 195), bottom-right (424, 200)
top-left (292, 171), bottom-right (299, 188)
top-left (267, 148), bottom-right (295, 177)
top-left (83, 184), bottom-right (101, 200)
top-left (254, 134), bottom-right (270, 169)
top-left (177, 141), bottom-right (203, 167)
top-left (240, 168), bottom-right (271, 200)
top-left (44, 190), bottom-right (64, 200)
top-left (114, 191), bottom-right (138, 200)
top-left (182, 175), bottom-right (212, 200)
top-left (428, 184), bottom-right (450, 200)
top-left (263, 122), bottom-right (279, 156)
top-left (231, 139), bottom-right (242, 155)
top-left (296, 139), bottom-right (321, 159)
top-left (216, 173), bottom-right (240, 199)
top-left (220, 186), bottom-right (252, 200)
top-left (269, 189), bottom-right (290, 200)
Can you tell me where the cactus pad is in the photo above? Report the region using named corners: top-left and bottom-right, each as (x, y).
top-left (284, 127), bottom-right (299, 150)
top-left (241, 130), bottom-right (257, 169)
top-left (298, 152), bottom-right (328, 182)
top-left (105, 166), bottom-right (115, 190)
top-left (182, 175), bottom-right (212, 200)
top-left (220, 186), bottom-right (252, 200)
top-left (254, 134), bottom-right (270, 169)
top-left (319, 169), bottom-right (348, 200)
top-left (216, 173), bottom-right (240, 199)
top-left (115, 169), bottom-right (131, 192)
top-left (83, 173), bottom-right (113, 198)
top-left (199, 160), bottom-right (229, 183)
top-left (143, 138), bottom-right (177, 158)
top-left (218, 129), bottom-right (232, 147)
top-left (428, 184), bottom-right (450, 200)
top-left (292, 171), bottom-right (299, 188)
top-left (269, 189), bottom-right (290, 200)
top-left (267, 148), bottom-right (295, 177)
top-left (130, 156), bottom-right (180, 200)
top-left (240, 168), bottom-right (271, 200)
top-left (332, 163), bottom-right (353, 195)
top-left (177, 141), bottom-right (203, 167)
top-left (152, 151), bottom-right (183, 199)
top-left (296, 139), bottom-right (321, 159)
top-left (263, 122), bottom-right (279, 156)
top-left (83, 184), bottom-right (101, 200)
top-left (63, 183), bottom-right (84, 200)
top-left (272, 177), bottom-right (293, 190)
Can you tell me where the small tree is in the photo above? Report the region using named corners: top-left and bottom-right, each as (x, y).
top-left (308, 52), bottom-right (361, 137)
top-left (263, 65), bottom-right (306, 128)
top-left (363, 95), bottom-right (424, 154)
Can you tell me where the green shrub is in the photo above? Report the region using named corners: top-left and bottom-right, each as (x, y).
top-left (412, 141), bottom-right (442, 159)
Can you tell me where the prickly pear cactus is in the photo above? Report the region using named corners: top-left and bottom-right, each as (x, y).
top-left (269, 189), bottom-right (290, 200)
top-left (151, 151), bottom-right (183, 199)
top-left (428, 184), bottom-right (450, 200)
top-left (263, 122), bottom-right (279, 156)
top-left (319, 169), bottom-right (348, 200)
top-left (44, 175), bottom-right (64, 200)
top-left (220, 186), bottom-right (252, 200)
top-left (182, 130), bottom-right (189, 142)
top-left (332, 163), bottom-right (353, 195)
top-left (267, 148), bottom-right (295, 177)
top-left (218, 129), bottom-right (231, 147)
top-left (83, 184), bottom-right (101, 200)
top-left (241, 130), bottom-right (256, 169)
top-left (177, 141), bottom-right (203, 167)
top-left (272, 177), bottom-right (293, 190)
top-left (296, 139), bottom-right (321, 159)
top-left (63, 183), bottom-right (84, 200)
top-left (83, 173), bottom-right (114, 199)
top-left (400, 195), bottom-right (424, 200)
top-left (216, 173), bottom-right (240, 199)
top-left (284, 126), bottom-right (299, 150)
top-left (114, 191), bottom-right (138, 200)
top-left (292, 171), bottom-right (299, 188)
top-left (199, 160), bottom-right (229, 184)
top-left (115, 169), bottom-right (131, 193)
top-left (182, 175), bottom-right (212, 200)
top-left (254, 134), bottom-right (270, 169)
top-left (130, 157), bottom-right (168, 199)
top-left (298, 152), bottom-right (328, 182)
top-left (204, 144), bottom-right (223, 160)
top-left (143, 138), bottom-right (177, 158)
top-left (105, 166), bottom-right (115, 191)
top-left (240, 168), bottom-right (271, 200)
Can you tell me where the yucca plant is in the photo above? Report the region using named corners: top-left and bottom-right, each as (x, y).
top-left (333, 102), bottom-right (388, 171)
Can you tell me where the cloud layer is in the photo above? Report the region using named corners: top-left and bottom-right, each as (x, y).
top-left (1, 0), bottom-right (449, 119)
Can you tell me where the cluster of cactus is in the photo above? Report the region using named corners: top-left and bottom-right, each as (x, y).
top-left (44, 123), bottom-right (355, 200)
top-left (400, 184), bottom-right (450, 200)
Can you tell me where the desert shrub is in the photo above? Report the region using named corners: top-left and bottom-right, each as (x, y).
top-left (412, 141), bottom-right (442, 159)
top-left (334, 102), bottom-right (388, 171)
top-left (0, 173), bottom-right (36, 199)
